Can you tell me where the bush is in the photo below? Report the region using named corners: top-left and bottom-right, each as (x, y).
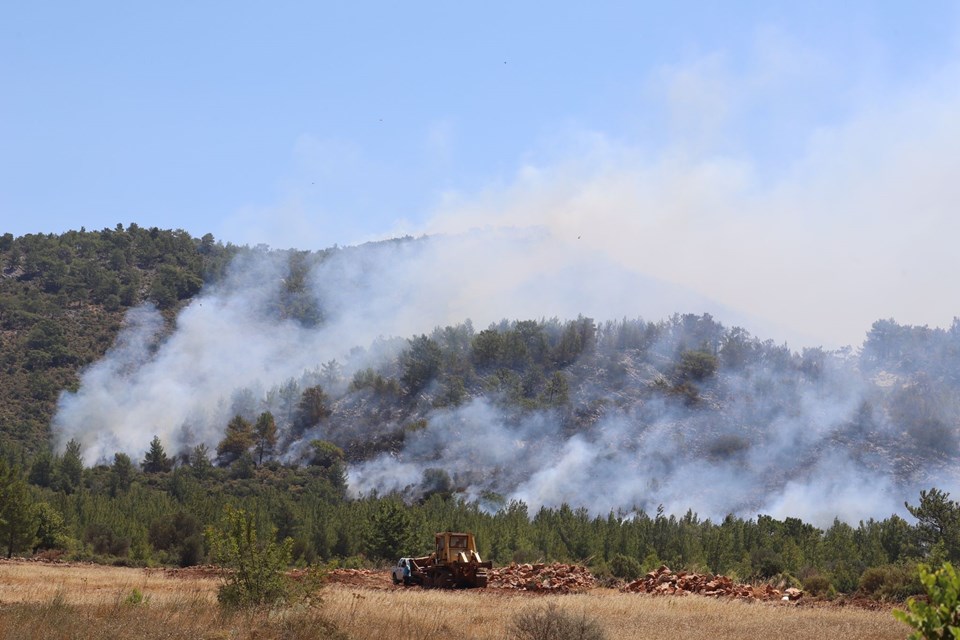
top-left (802, 573), bottom-right (833, 597)
top-left (510, 604), bottom-right (607, 640)
top-left (206, 505), bottom-right (294, 608)
top-left (893, 562), bottom-right (960, 639)
top-left (859, 563), bottom-right (923, 600)
top-left (609, 553), bottom-right (643, 581)
top-left (83, 523), bottom-right (130, 557)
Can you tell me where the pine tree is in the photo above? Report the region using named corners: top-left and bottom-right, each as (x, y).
top-left (109, 452), bottom-right (136, 495)
top-left (254, 412), bottom-right (278, 466)
top-left (189, 444), bottom-right (213, 479)
top-left (28, 450), bottom-right (55, 488)
top-left (58, 439), bottom-right (84, 493)
top-left (293, 386), bottom-right (331, 436)
top-left (0, 461), bottom-right (38, 558)
top-left (309, 440), bottom-right (347, 492)
top-left (366, 500), bottom-right (415, 561)
top-left (141, 435), bottom-right (173, 473)
top-left (217, 415), bottom-right (254, 466)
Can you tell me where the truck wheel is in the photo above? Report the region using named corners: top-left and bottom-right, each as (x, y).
top-left (392, 576), bottom-right (401, 585)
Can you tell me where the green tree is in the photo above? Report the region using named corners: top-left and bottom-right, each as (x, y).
top-left (0, 461), bottom-right (38, 558)
top-left (294, 386), bottom-right (332, 436)
top-left (609, 553), bottom-right (643, 580)
top-left (822, 518), bottom-right (863, 593)
top-left (141, 435), bottom-right (173, 473)
top-left (309, 440), bottom-right (347, 492)
top-left (217, 415), bottom-right (254, 466)
top-left (907, 489), bottom-right (960, 563)
top-left (206, 505), bottom-right (294, 607)
top-left (33, 502), bottom-right (70, 552)
top-left (400, 335), bottom-right (442, 396)
top-left (471, 329), bottom-right (503, 370)
top-left (109, 452), bottom-right (136, 495)
top-left (28, 450), bottom-right (55, 488)
top-left (150, 263), bottom-right (202, 309)
top-left (676, 349), bottom-right (718, 382)
top-left (189, 443), bottom-right (213, 479)
top-left (254, 411), bottom-right (278, 466)
top-left (58, 439), bottom-right (84, 493)
top-left (893, 562), bottom-right (960, 639)
top-left (541, 371), bottom-right (570, 407)
top-left (366, 500), bottom-right (416, 561)
top-left (149, 511), bottom-right (203, 567)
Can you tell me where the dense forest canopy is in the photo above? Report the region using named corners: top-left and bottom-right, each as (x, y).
top-left (1, 226), bottom-right (959, 597)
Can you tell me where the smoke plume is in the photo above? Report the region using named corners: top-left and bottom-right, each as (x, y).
top-left (52, 230), bottom-right (960, 527)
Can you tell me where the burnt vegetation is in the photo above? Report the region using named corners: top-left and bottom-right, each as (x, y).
top-left (1, 226), bottom-right (960, 599)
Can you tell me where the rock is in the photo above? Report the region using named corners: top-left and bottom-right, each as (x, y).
top-left (620, 565), bottom-right (794, 602)
top-left (488, 562), bottom-right (596, 593)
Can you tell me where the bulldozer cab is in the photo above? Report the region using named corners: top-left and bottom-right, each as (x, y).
top-left (434, 532), bottom-right (477, 564)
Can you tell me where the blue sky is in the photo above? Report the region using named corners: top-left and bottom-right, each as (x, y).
top-left (3, 2), bottom-right (960, 347)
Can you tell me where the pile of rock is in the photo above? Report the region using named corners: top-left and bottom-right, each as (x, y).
top-left (488, 562), bottom-right (596, 593)
top-left (622, 565), bottom-right (802, 602)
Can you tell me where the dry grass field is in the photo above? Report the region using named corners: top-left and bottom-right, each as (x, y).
top-left (0, 561), bottom-right (911, 640)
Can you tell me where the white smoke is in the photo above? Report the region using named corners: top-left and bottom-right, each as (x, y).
top-left (50, 46), bottom-right (960, 526)
top-left (346, 348), bottom-right (959, 527)
top-left (51, 228), bottom-right (960, 527)
top-left (52, 230), bottom-right (729, 464)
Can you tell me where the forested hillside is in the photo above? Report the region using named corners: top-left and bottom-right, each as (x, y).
top-left (2, 226), bottom-right (960, 599)
top-left (0, 226), bottom-right (238, 452)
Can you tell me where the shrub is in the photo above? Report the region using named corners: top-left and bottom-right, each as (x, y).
top-left (510, 604), bottom-right (607, 640)
top-left (83, 523), bottom-right (130, 557)
top-left (893, 562), bottom-right (960, 639)
top-left (802, 573), bottom-right (833, 597)
top-left (206, 505), bottom-right (294, 608)
top-left (750, 547), bottom-right (785, 579)
top-left (859, 563), bottom-right (923, 600)
top-left (609, 553), bottom-right (643, 581)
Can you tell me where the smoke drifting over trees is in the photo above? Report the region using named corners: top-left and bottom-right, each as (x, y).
top-left (52, 233), bottom-right (960, 526)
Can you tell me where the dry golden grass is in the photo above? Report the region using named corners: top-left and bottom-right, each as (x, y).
top-left (0, 561), bottom-right (218, 606)
top-left (0, 562), bottom-right (911, 640)
top-left (321, 586), bottom-right (909, 640)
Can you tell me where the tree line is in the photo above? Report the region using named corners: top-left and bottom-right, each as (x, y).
top-left (2, 440), bottom-right (960, 599)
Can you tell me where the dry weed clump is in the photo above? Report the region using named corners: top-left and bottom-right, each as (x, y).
top-left (509, 603), bottom-right (607, 640)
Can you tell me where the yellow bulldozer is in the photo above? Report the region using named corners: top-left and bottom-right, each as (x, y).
top-left (392, 532), bottom-right (492, 588)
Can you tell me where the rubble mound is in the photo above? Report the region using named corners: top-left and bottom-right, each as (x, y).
top-left (488, 562), bottom-right (596, 593)
top-left (622, 565), bottom-right (803, 602)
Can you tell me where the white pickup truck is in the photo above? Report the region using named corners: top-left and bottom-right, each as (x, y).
top-left (391, 557), bottom-right (415, 585)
